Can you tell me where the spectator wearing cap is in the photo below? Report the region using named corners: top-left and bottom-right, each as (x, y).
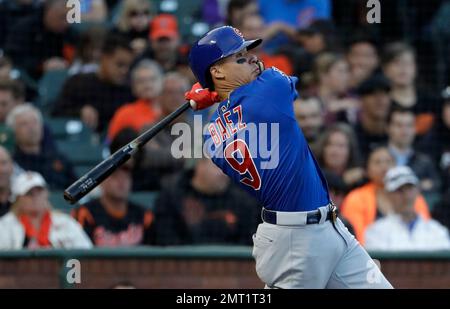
top-left (365, 166), bottom-right (450, 251)
top-left (353, 74), bottom-right (392, 158)
top-left (107, 60), bottom-right (163, 142)
top-left (54, 33), bottom-right (134, 132)
top-left (7, 104), bottom-right (77, 190)
top-left (3, 0), bottom-right (74, 80)
top-left (112, 0), bottom-right (153, 56)
top-left (294, 96), bottom-right (324, 145)
top-left (341, 146), bottom-right (430, 245)
top-left (387, 106), bottom-right (441, 205)
top-left (0, 171), bottom-right (92, 249)
top-left (149, 14), bottom-right (183, 72)
top-left (132, 14), bottom-right (191, 81)
top-left (72, 129), bottom-right (155, 247)
top-left (381, 42), bottom-right (440, 137)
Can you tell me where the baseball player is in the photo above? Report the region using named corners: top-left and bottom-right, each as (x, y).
top-left (185, 26), bottom-right (393, 289)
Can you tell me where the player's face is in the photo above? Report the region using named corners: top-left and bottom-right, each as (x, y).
top-left (210, 49), bottom-right (260, 89)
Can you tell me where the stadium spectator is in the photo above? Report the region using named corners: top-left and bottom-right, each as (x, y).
top-left (3, 0), bottom-right (73, 80)
top-left (226, 0), bottom-right (259, 27)
top-left (294, 97), bottom-right (324, 145)
top-left (6, 104), bottom-right (77, 190)
top-left (153, 156), bottom-right (260, 245)
top-left (0, 0), bottom-right (41, 48)
top-left (0, 171), bottom-right (92, 249)
top-left (107, 60), bottom-right (163, 141)
top-left (68, 26), bottom-right (106, 76)
top-left (365, 166), bottom-right (450, 251)
top-left (148, 14), bottom-right (184, 72)
top-left (0, 79), bottom-right (24, 123)
top-left (296, 19), bottom-right (340, 55)
top-left (341, 146), bottom-right (430, 245)
top-left (382, 42), bottom-right (440, 137)
top-left (387, 106), bottom-right (441, 203)
top-left (53, 34), bottom-right (134, 132)
top-left (72, 130), bottom-right (155, 247)
top-left (353, 74), bottom-right (391, 158)
top-left (314, 123), bottom-right (365, 190)
top-left (137, 72), bottom-right (190, 191)
top-left (309, 53), bottom-right (357, 124)
top-left (0, 55), bottom-right (13, 80)
top-left (0, 146), bottom-right (13, 217)
top-left (238, 14), bottom-right (295, 75)
top-left (346, 33), bottom-right (380, 90)
top-left (419, 86), bottom-right (450, 191)
top-left (112, 0), bottom-right (153, 56)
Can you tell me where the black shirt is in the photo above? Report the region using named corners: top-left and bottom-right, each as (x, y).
top-left (353, 122), bottom-right (388, 159)
top-left (0, 200), bottom-right (11, 217)
top-left (53, 73), bottom-right (134, 132)
top-left (153, 170), bottom-right (262, 246)
top-left (72, 198), bottom-right (154, 246)
top-left (13, 147), bottom-right (77, 190)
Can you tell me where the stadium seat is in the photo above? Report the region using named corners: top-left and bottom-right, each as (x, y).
top-left (0, 124), bottom-right (15, 153)
top-left (56, 138), bottom-right (104, 166)
top-left (37, 69), bottom-right (69, 114)
top-left (49, 190), bottom-right (74, 213)
top-left (45, 118), bottom-right (91, 140)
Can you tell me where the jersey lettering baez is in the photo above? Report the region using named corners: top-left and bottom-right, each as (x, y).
top-left (204, 68), bottom-right (330, 211)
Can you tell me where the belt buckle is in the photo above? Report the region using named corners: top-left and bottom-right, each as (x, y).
top-left (329, 203), bottom-right (338, 223)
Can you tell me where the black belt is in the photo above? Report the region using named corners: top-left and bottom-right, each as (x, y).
top-left (261, 205), bottom-right (338, 225)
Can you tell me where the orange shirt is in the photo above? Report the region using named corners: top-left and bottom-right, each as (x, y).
top-left (107, 99), bottom-right (160, 140)
top-left (340, 183), bottom-right (431, 245)
top-left (259, 53), bottom-right (293, 75)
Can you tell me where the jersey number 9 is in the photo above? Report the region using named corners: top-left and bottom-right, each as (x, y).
top-left (224, 139), bottom-right (261, 190)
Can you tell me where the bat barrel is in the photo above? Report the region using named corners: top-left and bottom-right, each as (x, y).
top-left (63, 101), bottom-right (192, 205)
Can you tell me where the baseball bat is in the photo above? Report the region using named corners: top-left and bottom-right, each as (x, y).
top-left (63, 101), bottom-right (191, 204)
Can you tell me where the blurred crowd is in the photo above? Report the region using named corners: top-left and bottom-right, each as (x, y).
top-left (0, 0), bottom-right (449, 251)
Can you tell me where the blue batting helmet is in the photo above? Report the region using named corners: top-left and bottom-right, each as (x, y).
top-left (189, 26), bottom-right (262, 88)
